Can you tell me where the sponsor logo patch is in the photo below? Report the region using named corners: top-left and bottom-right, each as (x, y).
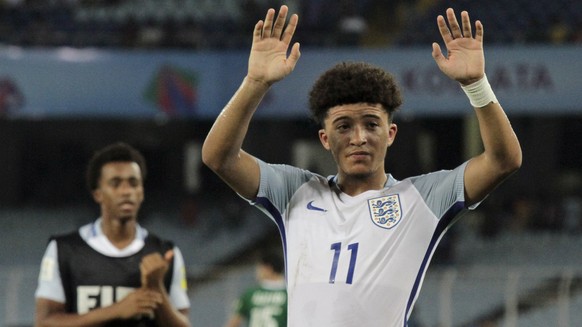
top-left (306, 200), bottom-right (327, 212)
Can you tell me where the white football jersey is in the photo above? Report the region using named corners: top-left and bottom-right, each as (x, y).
top-left (249, 159), bottom-right (474, 327)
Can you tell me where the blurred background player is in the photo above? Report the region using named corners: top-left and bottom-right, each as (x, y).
top-left (34, 142), bottom-right (191, 327)
top-left (224, 250), bottom-right (287, 327)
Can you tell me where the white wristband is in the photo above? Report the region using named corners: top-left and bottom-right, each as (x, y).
top-left (461, 74), bottom-right (498, 108)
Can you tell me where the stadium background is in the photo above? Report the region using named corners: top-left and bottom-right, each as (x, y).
top-left (1, 0), bottom-right (581, 326)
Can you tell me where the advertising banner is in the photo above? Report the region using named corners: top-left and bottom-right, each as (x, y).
top-left (1, 45), bottom-right (580, 119)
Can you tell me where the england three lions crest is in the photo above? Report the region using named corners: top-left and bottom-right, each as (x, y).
top-left (368, 194), bottom-right (402, 229)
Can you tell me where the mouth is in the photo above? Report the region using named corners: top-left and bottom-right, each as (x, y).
top-left (348, 151), bottom-right (370, 160)
top-left (119, 201), bottom-right (135, 210)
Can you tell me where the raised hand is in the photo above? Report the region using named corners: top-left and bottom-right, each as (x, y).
top-left (247, 5), bottom-right (301, 87)
top-left (140, 250), bottom-right (173, 290)
top-left (432, 8), bottom-right (485, 85)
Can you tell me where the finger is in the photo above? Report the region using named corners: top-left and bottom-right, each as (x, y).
top-left (262, 8), bottom-right (276, 37)
top-left (287, 42), bottom-right (301, 70)
top-left (431, 42), bottom-right (446, 66)
top-left (164, 249), bottom-right (174, 262)
top-left (140, 261), bottom-right (151, 286)
top-left (140, 259), bottom-right (150, 272)
top-left (281, 13), bottom-right (299, 46)
top-left (446, 8), bottom-right (463, 39)
top-left (461, 11), bottom-right (472, 37)
top-left (253, 20), bottom-right (263, 41)
top-left (143, 291), bottom-right (163, 304)
top-left (140, 309), bottom-right (155, 319)
top-left (475, 20), bottom-right (484, 43)
top-left (437, 15), bottom-right (453, 44)
top-left (141, 305), bottom-right (156, 317)
top-left (138, 290), bottom-right (162, 305)
top-left (272, 5), bottom-right (288, 39)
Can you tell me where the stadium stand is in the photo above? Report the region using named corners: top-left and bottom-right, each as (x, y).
top-left (396, 0), bottom-right (582, 46)
top-left (1, 0), bottom-right (580, 49)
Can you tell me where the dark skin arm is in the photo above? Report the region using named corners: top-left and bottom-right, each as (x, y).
top-left (34, 288), bottom-right (162, 327)
top-left (141, 250), bottom-right (191, 327)
top-left (34, 251), bottom-right (190, 327)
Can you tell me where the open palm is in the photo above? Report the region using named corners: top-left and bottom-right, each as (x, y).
top-left (432, 9), bottom-right (485, 85)
top-left (247, 5), bottom-right (301, 87)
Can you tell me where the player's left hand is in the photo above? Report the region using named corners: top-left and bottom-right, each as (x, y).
top-left (432, 8), bottom-right (485, 85)
top-left (140, 250), bottom-right (174, 290)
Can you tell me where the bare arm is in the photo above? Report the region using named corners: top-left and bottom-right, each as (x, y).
top-left (34, 289), bottom-right (162, 327)
top-left (432, 8), bottom-right (522, 206)
top-left (202, 5), bottom-right (300, 199)
top-left (141, 251), bottom-right (191, 327)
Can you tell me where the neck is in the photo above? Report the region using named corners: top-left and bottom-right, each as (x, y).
top-left (336, 173), bottom-right (388, 196)
top-left (100, 216), bottom-right (136, 249)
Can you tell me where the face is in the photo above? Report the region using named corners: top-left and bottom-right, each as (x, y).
top-left (255, 263), bottom-right (275, 282)
top-left (318, 103), bottom-right (397, 180)
top-left (255, 263), bottom-right (267, 281)
top-left (92, 162), bottom-right (144, 223)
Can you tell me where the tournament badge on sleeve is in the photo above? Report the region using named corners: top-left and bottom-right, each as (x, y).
top-left (368, 194), bottom-right (402, 229)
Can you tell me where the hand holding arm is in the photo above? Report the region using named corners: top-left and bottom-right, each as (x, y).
top-left (34, 289), bottom-right (162, 327)
top-left (114, 289), bottom-right (163, 320)
top-left (141, 250), bottom-right (172, 290)
top-left (140, 250), bottom-right (191, 327)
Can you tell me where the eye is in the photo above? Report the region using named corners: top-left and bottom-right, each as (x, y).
top-left (335, 122), bottom-right (350, 131)
top-left (129, 178), bottom-right (141, 187)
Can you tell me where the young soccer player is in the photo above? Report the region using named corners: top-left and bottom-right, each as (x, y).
top-left (34, 143), bottom-right (191, 327)
top-left (202, 5), bottom-right (521, 326)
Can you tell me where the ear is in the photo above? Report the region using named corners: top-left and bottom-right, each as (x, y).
top-left (318, 129), bottom-right (331, 150)
top-left (92, 189), bottom-right (102, 204)
top-left (387, 123), bottom-right (398, 147)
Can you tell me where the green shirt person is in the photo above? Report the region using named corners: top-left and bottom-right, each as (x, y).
top-left (224, 251), bottom-right (287, 327)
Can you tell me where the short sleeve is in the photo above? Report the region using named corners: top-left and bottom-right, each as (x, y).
top-left (168, 246), bottom-right (190, 310)
top-left (34, 240), bottom-right (66, 302)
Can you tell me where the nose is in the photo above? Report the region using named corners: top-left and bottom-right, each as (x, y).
top-left (118, 181), bottom-right (135, 196)
top-left (350, 126), bottom-right (367, 146)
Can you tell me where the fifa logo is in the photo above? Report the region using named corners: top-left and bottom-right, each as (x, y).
top-left (77, 285), bottom-right (134, 314)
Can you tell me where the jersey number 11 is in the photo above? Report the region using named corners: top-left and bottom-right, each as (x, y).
top-left (329, 242), bottom-right (359, 284)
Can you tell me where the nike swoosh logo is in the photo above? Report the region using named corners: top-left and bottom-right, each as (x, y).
top-left (307, 201), bottom-right (327, 212)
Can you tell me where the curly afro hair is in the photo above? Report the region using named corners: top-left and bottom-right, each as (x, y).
top-left (308, 62), bottom-right (403, 126)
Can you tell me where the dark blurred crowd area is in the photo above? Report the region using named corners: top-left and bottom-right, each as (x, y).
top-left (0, 0), bottom-right (581, 49)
